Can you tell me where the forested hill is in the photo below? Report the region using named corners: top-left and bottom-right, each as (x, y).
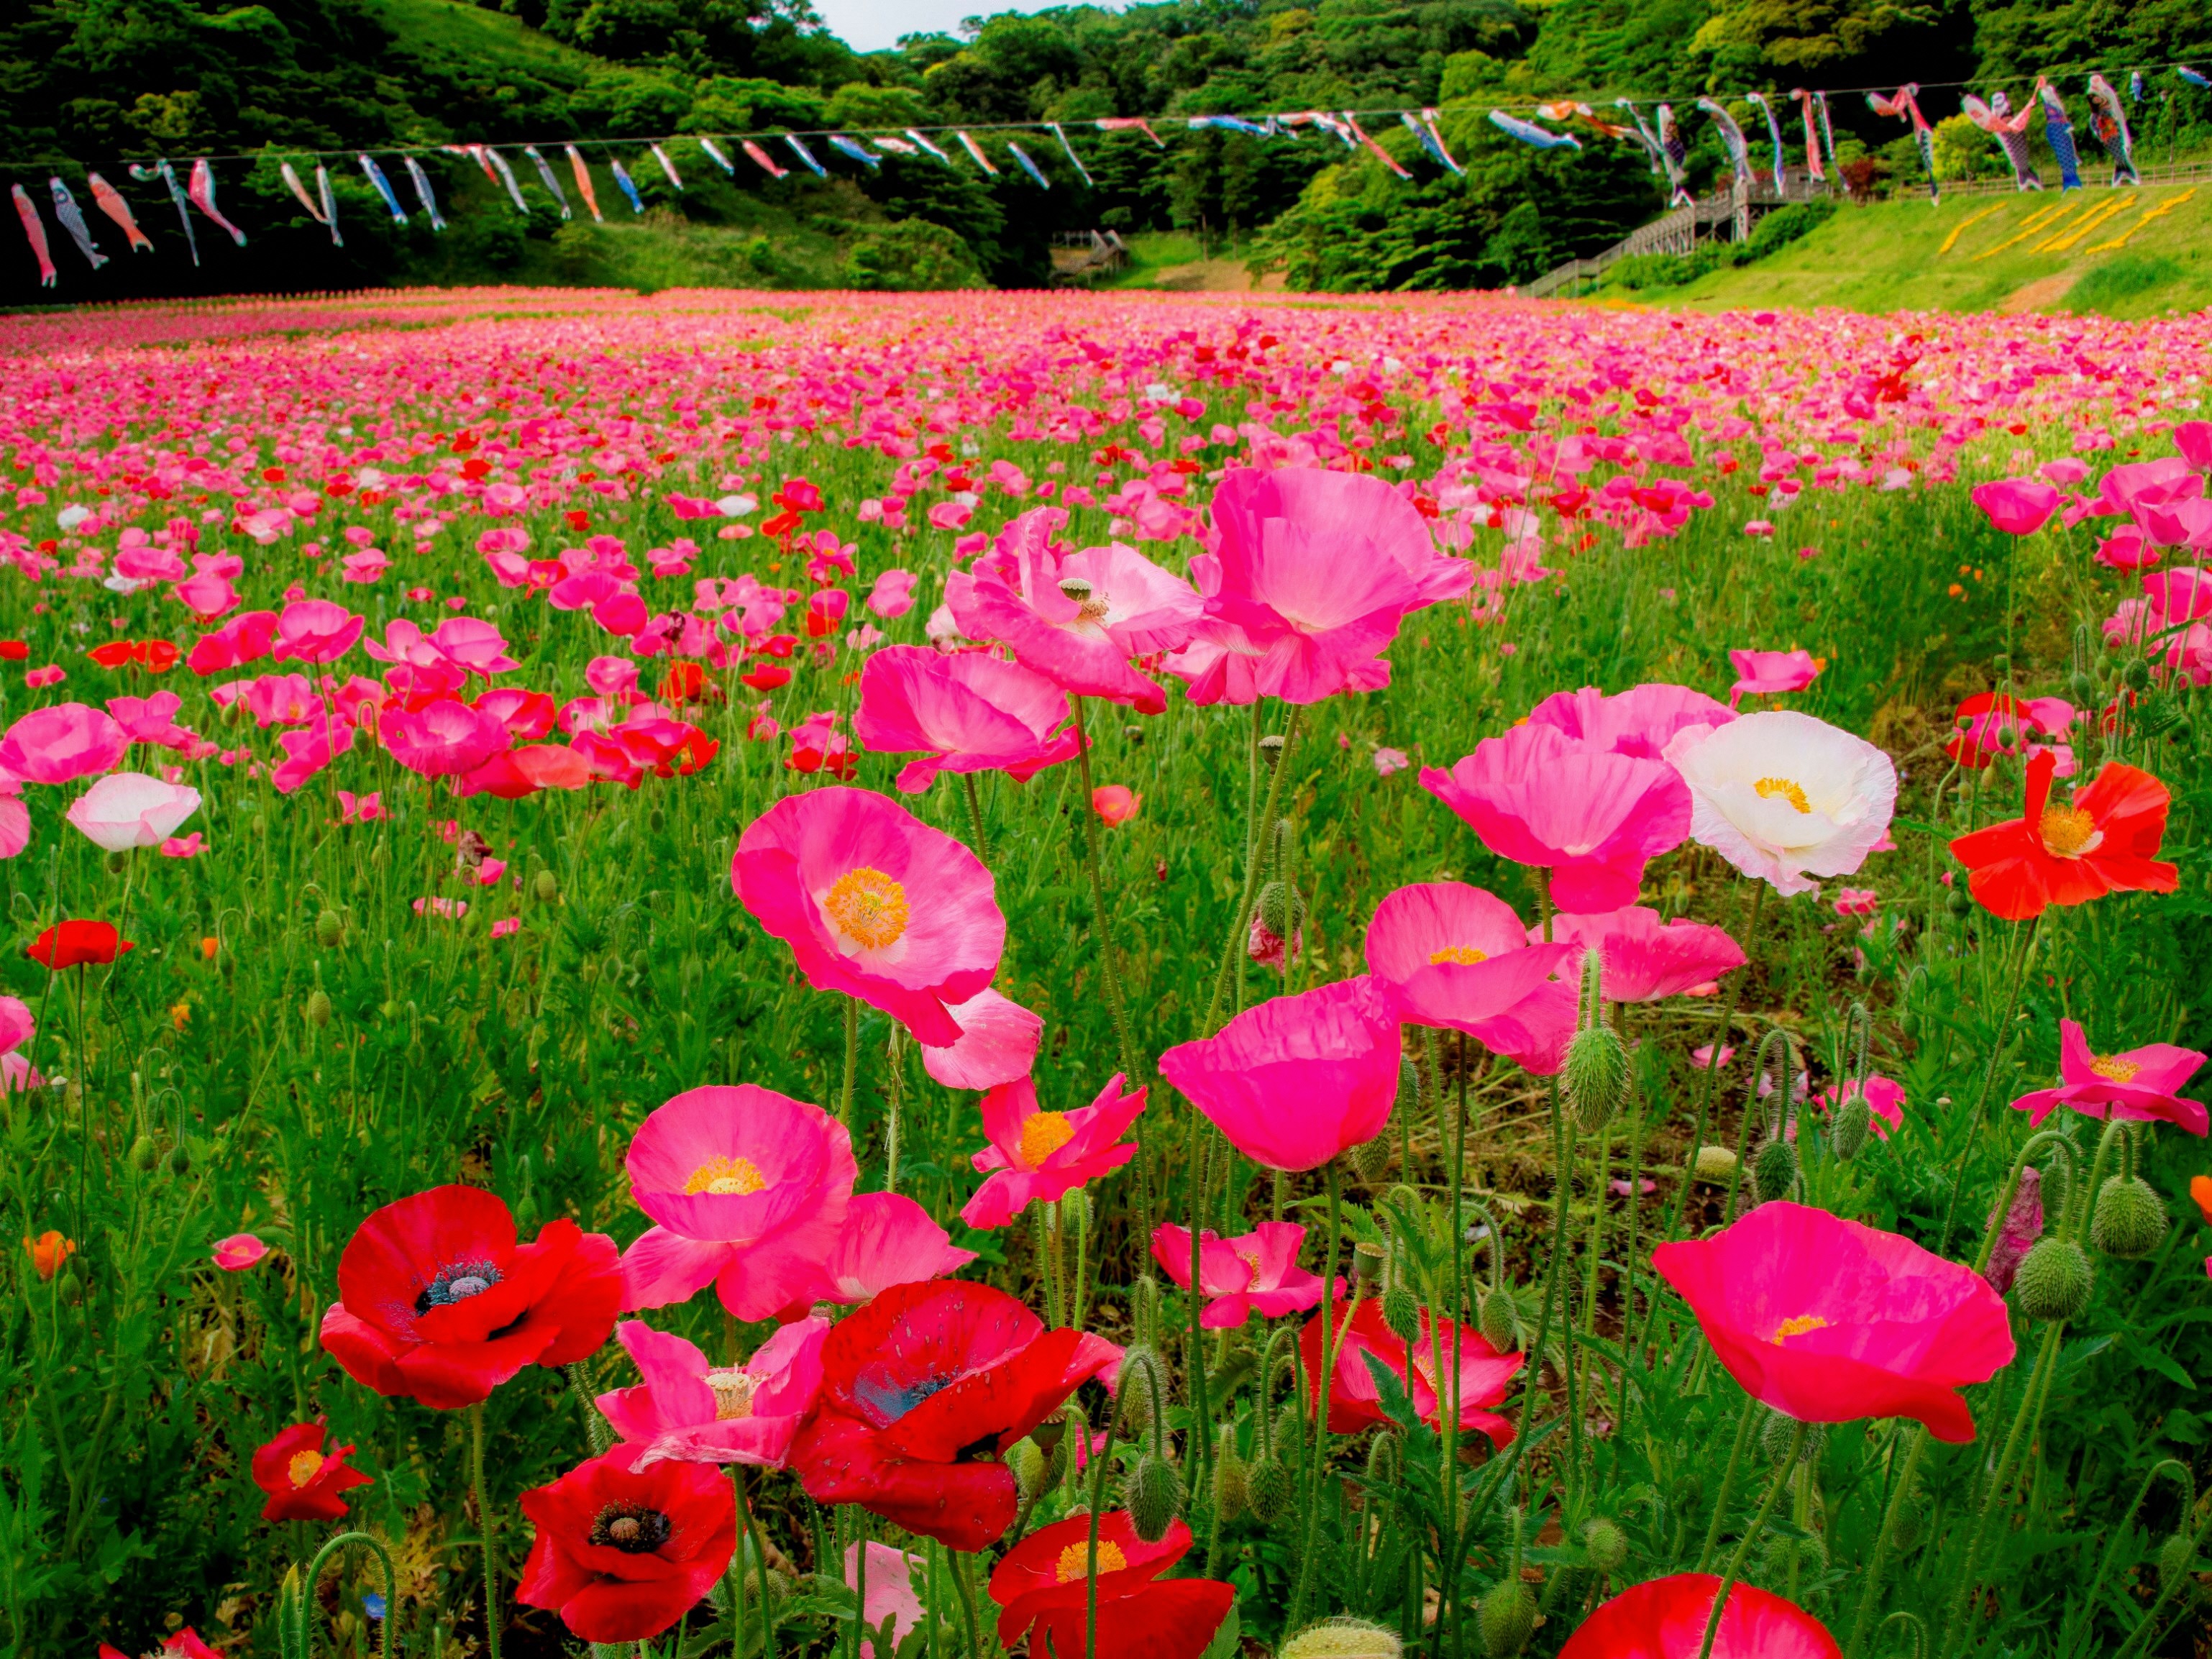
top-left (1, 0), bottom-right (2208, 305)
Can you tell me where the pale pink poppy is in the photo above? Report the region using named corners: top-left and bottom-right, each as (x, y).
top-left (214, 1233), bottom-right (269, 1271)
top-left (1524, 682), bottom-right (1735, 760)
top-left (270, 600), bottom-right (365, 664)
top-left (620, 1084), bottom-right (858, 1321)
top-left (1151, 1221), bottom-right (1329, 1327)
top-left (1540, 907), bottom-right (1747, 1003)
top-left (731, 787), bottom-right (1004, 1048)
top-left (1372, 746), bottom-right (1409, 775)
top-left (818, 1192), bottom-right (978, 1304)
top-left (586, 655), bottom-right (641, 696)
top-left (1665, 712), bottom-right (1895, 897)
top-left (960, 1073), bottom-right (1146, 1228)
top-left (64, 772), bottom-right (200, 851)
top-left (1363, 881), bottom-right (1575, 1032)
top-left (920, 988), bottom-right (1044, 1092)
top-left (866, 568), bottom-right (918, 619)
top-left (597, 1315), bottom-right (829, 1470)
top-left (1727, 648), bottom-right (1821, 707)
top-left (854, 645), bottom-right (1079, 793)
top-left (1420, 723), bottom-right (1691, 912)
top-left (381, 699), bottom-right (510, 779)
top-left (0, 703), bottom-right (129, 784)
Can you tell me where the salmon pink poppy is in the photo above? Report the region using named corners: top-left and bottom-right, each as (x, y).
top-left (961, 1072), bottom-right (1145, 1228)
top-left (1525, 682), bottom-right (1735, 759)
top-left (517, 1448), bottom-right (736, 1644)
top-left (920, 988), bottom-right (1043, 1092)
top-left (27, 920), bottom-right (132, 968)
top-left (1558, 1574), bottom-right (1840, 1658)
top-left (620, 1084), bottom-right (856, 1321)
top-left (1666, 712), bottom-right (1895, 897)
top-left (988, 1512), bottom-right (1235, 1659)
top-left (1302, 1296), bottom-right (1523, 1446)
top-left (731, 786), bottom-right (1004, 1048)
top-left (2010, 1018), bottom-right (2207, 1135)
top-left (595, 1315), bottom-right (828, 1470)
top-left (1651, 1201), bottom-right (2014, 1443)
top-left (1970, 477), bottom-right (2063, 536)
top-left (1158, 977), bottom-right (1400, 1172)
top-left (1420, 724), bottom-right (1691, 911)
top-left (319, 1185), bottom-right (622, 1410)
top-left (0, 703), bottom-right (129, 783)
top-left (1950, 748), bottom-right (2176, 920)
top-left (819, 1192), bottom-right (979, 1304)
top-left (1363, 881), bottom-right (1576, 1033)
top-left (854, 644), bottom-right (1081, 793)
top-left (1540, 906), bottom-right (1747, 1003)
top-left (1151, 1220), bottom-right (1328, 1327)
top-left (790, 1279), bottom-right (1120, 1550)
top-left (1092, 784), bottom-right (1141, 825)
top-left (213, 1233), bottom-right (269, 1271)
top-left (251, 1419), bottom-right (373, 1522)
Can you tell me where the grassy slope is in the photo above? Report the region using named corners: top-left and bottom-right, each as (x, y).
top-left (1648, 181), bottom-right (2212, 317)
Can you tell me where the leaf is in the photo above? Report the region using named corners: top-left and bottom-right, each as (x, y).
top-left (1199, 1604), bottom-right (1242, 1659)
top-left (2126, 1341), bottom-right (2195, 1391)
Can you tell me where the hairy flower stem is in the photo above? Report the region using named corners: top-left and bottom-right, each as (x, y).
top-left (1936, 915), bottom-right (2042, 1257)
top-left (1082, 1389), bottom-right (1129, 1658)
top-left (1069, 698), bottom-right (1141, 1084)
top-left (1694, 1418), bottom-right (1806, 1659)
top-left (837, 996), bottom-right (859, 1129)
top-left (884, 1025), bottom-right (905, 1196)
top-left (961, 773), bottom-right (988, 862)
top-left (470, 1400), bottom-right (503, 1659)
top-left (1438, 1030), bottom-right (1471, 1659)
top-left (1511, 1074), bottom-right (1576, 1514)
top-left (1695, 1398), bottom-right (1760, 1575)
top-left (848, 1509), bottom-right (868, 1659)
top-left (1187, 1103), bottom-right (1212, 1495)
top-left (1201, 709), bottom-right (1299, 1038)
top-left (1286, 1158), bottom-right (1344, 1633)
top-left (1844, 1425), bottom-right (1927, 1659)
top-left (1942, 1320), bottom-right (2065, 1655)
top-left (951, 1548), bottom-right (984, 1659)
top-left (1665, 882), bottom-right (1763, 1248)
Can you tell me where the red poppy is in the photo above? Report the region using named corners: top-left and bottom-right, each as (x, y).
top-left (987, 1512), bottom-right (1235, 1659)
top-left (27, 920), bottom-right (134, 969)
top-left (517, 1448), bottom-right (736, 1643)
top-left (251, 1418), bottom-right (373, 1521)
top-left (1558, 1573), bottom-right (1840, 1658)
top-left (88, 640), bottom-right (135, 668)
top-left (563, 509), bottom-right (591, 531)
top-left (0, 641), bottom-right (27, 662)
top-left (790, 1279), bottom-right (1120, 1550)
top-left (97, 1632), bottom-right (227, 1659)
top-left (1941, 692), bottom-right (2072, 770)
top-left (739, 663), bottom-right (791, 693)
top-left (1299, 1295), bottom-right (1523, 1448)
top-left (655, 662), bottom-right (708, 705)
top-left (319, 1185), bottom-right (621, 1410)
top-left (1950, 748), bottom-right (2177, 920)
top-left (134, 639), bottom-right (180, 673)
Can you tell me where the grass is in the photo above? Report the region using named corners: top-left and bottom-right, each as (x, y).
top-left (362, 0), bottom-right (600, 82)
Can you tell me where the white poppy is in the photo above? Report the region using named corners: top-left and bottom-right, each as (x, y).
top-left (1665, 710), bottom-right (1896, 896)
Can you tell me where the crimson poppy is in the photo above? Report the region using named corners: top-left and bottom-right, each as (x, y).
top-left (97, 1631), bottom-right (225, 1659)
top-left (1299, 1295), bottom-right (1523, 1447)
top-left (251, 1418), bottom-right (373, 1522)
top-left (319, 1185), bottom-right (621, 1410)
top-left (0, 641), bottom-right (28, 662)
top-left (1941, 692), bottom-right (2072, 770)
top-left (134, 640), bottom-right (180, 673)
top-left (517, 1448), bottom-right (735, 1643)
top-left (88, 641), bottom-right (136, 669)
top-left (27, 920), bottom-right (133, 969)
top-left (1950, 748), bottom-right (2176, 920)
top-left (1558, 1573), bottom-right (1840, 1658)
top-left (789, 1279), bottom-right (1120, 1550)
top-left (987, 1512), bottom-right (1235, 1659)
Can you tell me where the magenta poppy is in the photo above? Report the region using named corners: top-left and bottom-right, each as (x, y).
top-left (380, 698), bottom-right (511, 779)
top-left (1559, 1574), bottom-right (1840, 1658)
top-left (1970, 477), bottom-right (2062, 536)
top-left (818, 1192), bottom-right (979, 1304)
top-left (1301, 1296), bottom-right (1522, 1447)
top-left (2009, 1017), bottom-right (2207, 1135)
top-left (961, 1072), bottom-right (1146, 1228)
top-left (270, 598), bottom-right (365, 664)
top-left (1363, 880), bottom-right (1576, 1032)
top-left (1151, 1220), bottom-right (1329, 1327)
top-left (1524, 682), bottom-right (1735, 759)
top-left (0, 703), bottom-right (129, 784)
top-left (854, 644), bottom-right (1082, 792)
top-left (595, 1315), bottom-right (828, 1471)
top-left (1540, 906), bottom-right (1746, 1002)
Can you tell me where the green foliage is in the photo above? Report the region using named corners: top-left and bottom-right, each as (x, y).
top-left (839, 218), bottom-right (985, 289)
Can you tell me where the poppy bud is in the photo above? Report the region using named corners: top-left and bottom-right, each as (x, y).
top-left (2089, 1174), bottom-right (2167, 1260)
top-left (129, 1133), bottom-right (160, 1172)
top-left (1752, 1136), bottom-right (1799, 1203)
top-left (58, 1265), bottom-right (86, 1304)
top-left (1479, 1575), bottom-right (1536, 1656)
top-left (1582, 1518), bottom-right (1627, 1575)
top-left (2158, 1532), bottom-right (2198, 1591)
top-left (1830, 1093), bottom-right (1872, 1161)
top-left (168, 1144), bottom-right (191, 1176)
top-left (1010, 1437), bottom-right (1049, 1506)
top-left (1761, 1410), bottom-right (1821, 1464)
top-left (316, 909), bottom-right (344, 949)
top-left (1116, 1346), bottom-right (1161, 1435)
top-left (1397, 1054), bottom-right (1422, 1118)
top-left (1566, 1021), bottom-right (1629, 1134)
top-left (511, 1189), bottom-right (538, 1233)
top-left (1123, 723), bottom-right (1144, 745)
top-left (1381, 1284), bottom-right (1422, 1345)
top-left (534, 869), bottom-right (559, 903)
top-left (2123, 656), bottom-right (2152, 690)
top-left (1248, 1455), bottom-right (1296, 1523)
top-left (1259, 733), bottom-right (1286, 769)
top-left (1124, 1452), bottom-right (1183, 1543)
top-left (1257, 879), bottom-right (1304, 939)
top-left (104, 849), bottom-right (127, 874)
top-left (1479, 1286), bottom-right (1517, 1353)
top-left (1946, 885), bottom-right (1973, 917)
top-left (2067, 670), bottom-right (2096, 703)
top-left (219, 946), bottom-right (235, 979)
top-left (1281, 1617), bottom-right (1402, 1658)
top-left (2013, 1235), bottom-right (2092, 1322)
top-left (2172, 714), bottom-right (2195, 744)
top-left (305, 990), bottom-right (333, 1028)
top-left (1761, 1531), bottom-right (1827, 1580)
top-left (1212, 1430), bottom-right (1248, 1522)
top-left (648, 808), bottom-right (667, 834)
top-left (250, 813), bottom-right (267, 838)
top-left (1350, 1129), bottom-right (1394, 1186)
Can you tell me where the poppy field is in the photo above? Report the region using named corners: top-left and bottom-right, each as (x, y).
top-left (5, 285), bottom-right (2212, 1659)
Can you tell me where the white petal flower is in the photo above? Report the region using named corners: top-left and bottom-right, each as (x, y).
top-left (1665, 711), bottom-right (1896, 896)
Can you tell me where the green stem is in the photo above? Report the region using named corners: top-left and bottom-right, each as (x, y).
top-left (961, 773), bottom-right (989, 861)
top-left (1187, 1105), bottom-right (1211, 1496)
top-left (1666, 882), bottom-right (1762, 1245)
top-left (296, 1530), bottom-right (398, 1659)
top-left (470, 1401), bottom-right (503, 1659)
top-left (728, 1468), bottom-right (749, 1659)
top-left (1439, 1031), bottom-right (1469, 1658)
top-left (1510, 1074), bottom-right (1573, 1509)
top-left (1696, 1397), bottom-right (1760, 1575)
top-left (1286, 1158), bottom-right (1343, 1632)
top-left (1069, 696), bottom-right (1141, 1086)
top-left (1695, 1419), bottom-right (1806, 1659)
top-left (1844, 1425), bottom-right (1927, 1659)
top-left (838, 995), bottom-right (859, 1129)
top-left (739, 1464), bottom-right (777, 1659)
top-left (952, 1548), bottom-right (984, 1659)
top-left (1941, 1321), bottom-right (2065, 1654)
top-left (1201, 710), bottom-right (1298, 1037)
top-left (1936, 915), bottom-right (2041, 1256)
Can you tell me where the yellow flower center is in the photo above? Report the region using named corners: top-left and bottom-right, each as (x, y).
top-left (685, 1154), bottom-right (768, 1197)
top-left (1768, 1314), bottom-right (1832, 1345)
top-left (1019, 1111), bottom-right (1077, 1167)
top-left (1755, 777), bottom-right (1812, 814)
top-left (704, 1368), bottom-right (760, 1422)
top-left (1055, 1540), bottom-right (1128, 1583)
top-left (1234, 1248), bottom-right (1263, 1276)
top-left (2090, 1054), bottom-right (2142, 1082)
top-left (823, 866), bottom-right (910, 950)
top-left (287, 1450), bottom-right (326, 1488)
top-left (2039, 805), bottom-right (2098, 857)
top-left (1429, 946), bottom-right (1489, 966)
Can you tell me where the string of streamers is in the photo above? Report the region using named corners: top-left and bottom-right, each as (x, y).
top-left (48, 177), bottom-right (106, 269)
top-left (2037, 78), bottom-right (2085, 191)
top-left (1696, 97), bottom-right (1753, 185)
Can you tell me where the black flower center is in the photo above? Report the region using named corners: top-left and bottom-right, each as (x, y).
top-left (590, 1502), bottom-right (672, 1554)
top-left (413, 1260), bottom-right (503, 1317)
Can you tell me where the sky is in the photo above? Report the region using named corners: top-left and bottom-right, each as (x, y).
top-left (809, 0), bottom-right (1082, 53)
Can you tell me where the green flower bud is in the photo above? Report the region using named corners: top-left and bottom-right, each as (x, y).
top-left (2013, 1235), bottom-right (2093, 1322)
top-left (1946, 885), bottom-right (1973, 918)
top-left (534, 869), bottom-right (559, 904)
top-left (104, 849), bottom-right (128, 875)
top-left (1565, 1022), bottom-right (1630, 1134)
top-left (1693, 1145), bottom-right (1738, 1183)
top-left (1123, 1452), bottom-right (1184, 1543)
top-left (129, 1133), bottom-right (160, 1172)
top-left (2158, 1532), bottom-right (2198, 1593)
top-left (1258, 879), bottom-right (1305, 939)
top-left (316, 909), bottom-right (344, 949)
top-left (1761, 1411), bottom-right (1822, 1465)
top-left (1009, 1438), bottom-right (1049, 1506)
top-left (2067, 670), bottom-right (2096, 704)
top-left (168, 1144), bottom-right (191, 1176)
top-left (1212, 1432), bottom-right (1248, 1522)
top-left (1281, 1617), bottom-right (1403, 1658)
top-left (1752, 1135), bottom-right (1799, 1203)
top-left (1381, 1284), bottom-right (1422, 1345)
top-left (1830, 1094), bottom-right (1872, 1162)
top-left (58, 1264), bottom-right (86, 1304)
top-left (1760, 1530), bottom-right (1827, 1581)
top-left (1350, 1130), bottom-right (1394, 1186)
top-left (2089, 1174), bottom-right (2167, 1260)
top-left (1396, 1054), bottom-right (1422, 1119)
top-left (2123, 656), bottom-right (2152, 690)
top-left (1478, 1286), bottom-right (1517, 1353)
top-left (305, 990), bottom-right (333, 1028)
top-left (1479, 1576), bottom-right (1536, 1657)
top-left (1583, 1518), bottom-right (1628, 1575)
top-left (1247, 1455), bottom-right (1296, 1523)
top-left (1116, 1347), bottom-right (1161, 1436)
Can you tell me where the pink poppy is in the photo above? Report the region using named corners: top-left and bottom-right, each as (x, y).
top-left (1726, 648), bottom-right (1821, 707)
top-left (173, 571), bottom-right (241, 623)
top-left (2009, 1018), bottom-right (2207, 1135)
top-left (844, 1541), bottom-right (926, 1659)
top-left (1151, 1221), bottom-right (1328, 1327)
top-left (1560, 1575), bottom-right (1841, 1659)
top-left (1372, 746), bottom-right (1409, 775)
top-left (107, 691), bottom-right (193, 749)
top-left (1420, 723), bottom-right (1691, 912)
top-left (0, 703), bottom-right (129, 784)
top-left (272, 716), bottom-right (355, 795)
top-left (919, 988), bottom-right (1043, 1092)
top-left (213, 1232), bottom-right (268, 1271)
top-left (585, 655), bottom-right (639, 696)
top-left (185, 609), bottom-right (280, 675)
top-left (620, 1084), bottom-right (857, 1321)
top-left (64, 772), bottom-right (200, 851)
top-left (270, 599), bottom-right (365, 664)
top-left (1524, 682), bottom-right (1735, 760)
top-left (731, 786), bottom-right (1005, 1048)
top-left (1809, 1074), bottom-right (1906, 1141)
top-left (1651, 1201), bottom-right (2015, 1443)
top-left (595, 1315), bottom-right (829, 1470)
top-left (865, 568), bottom-right (918, 619)
top-left (819, 1192), bottom-right (979, 1304)
top-left (961, 1072), bottom-right (1146, 1228)
top-left (944, 508), bottom-right (1199, 714)
top-left (854, 645), bottom-right (1080, 793)
top-left (1302, 1297), bottom-right (1522, 1446)
top-left (1363, 881), bottom-right (1576, 1031)
top-left (1540, 906), bottom-right (1746, 1002)
top-left (1970, 477), bottom-right (2062, 536)
top-left (1158, 977), bottom-right (1399, 1172)
top-left (1092, 785), bottom-right (1141, 825)
top-left (381, 699), bottom-right (510, 779)
top-left (337, 790), bottom-right (385, 823)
